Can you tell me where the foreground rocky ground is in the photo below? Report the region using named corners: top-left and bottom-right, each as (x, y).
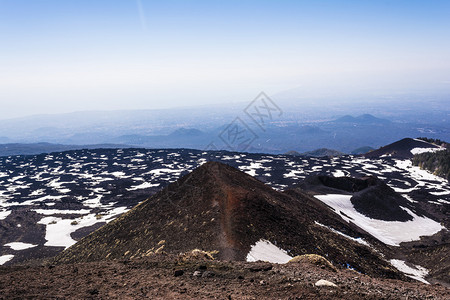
top-left (0, 254), bottom-right (448, 299)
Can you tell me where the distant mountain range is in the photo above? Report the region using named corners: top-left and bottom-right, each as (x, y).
top-left (0, 108), bottom-right (449, 154)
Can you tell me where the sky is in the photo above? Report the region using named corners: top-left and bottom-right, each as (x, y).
top-left (0, 0), bottom-right (449, 119)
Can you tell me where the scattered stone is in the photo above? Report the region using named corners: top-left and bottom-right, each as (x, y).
top-left (202, 271), bottom-right (215, 278)
top-left (173, 269), bottom-right (184, 277)
top-left (315, 279), bottom-right (337, 288)
top-left (88, 288), bottom-right (99, 295)
top-left (193, 270), bottom-right (203, 277)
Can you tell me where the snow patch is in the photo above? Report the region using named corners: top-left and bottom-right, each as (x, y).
top-left (246, 239), bottom-right (292, 264)
top-left (332, 170), bottom-right (346, 177)
top-left (0, 254), bottom-right (14, 265)
top-left (4, 242), bottom-right (37, 250)
top-left (0, 210), bottom-right (11, 220)
top-left (390, 259), bottom-right (429, 284)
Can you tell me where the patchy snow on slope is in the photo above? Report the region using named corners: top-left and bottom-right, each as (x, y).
top-left (314, 194), bottom-right (445, 246)
top-left (4, 242), bottom-right (37, 250)
top-left (127, 182), bottom-right (160, 191)
top-left (238, 162), bottom-right (262, 177)
top-left (390, 259), bottom-right (429, 284)
top-left (33, 209), bottom-right (91, 215)
top-left (315, 222), bottom-right (370, 247)
top-left (284, 169), bottom-right (303, 179)
top-left (246, 239), bottom-right (292, 264)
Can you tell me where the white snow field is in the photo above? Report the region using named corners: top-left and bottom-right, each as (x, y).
top-left (246, 239), bottom-right (293, 264)
top-left (314, 194), bottom-right (445, 246)
top-left (37, 206), bottom-right (128, 248)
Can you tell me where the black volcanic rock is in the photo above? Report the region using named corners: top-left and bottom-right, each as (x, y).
top-left (351, 180), bottom-right (414, 221)
top-left (53, 162), bottom-right (401, 279)
top-left (364, 138), bottom-right (439, 159)
top-left (298, 175), bottom-right (375, 194)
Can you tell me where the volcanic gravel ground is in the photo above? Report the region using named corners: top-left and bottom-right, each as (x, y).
top-left (0, 255), bottom-right (448, 299)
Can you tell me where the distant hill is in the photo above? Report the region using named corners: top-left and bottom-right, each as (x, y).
top-left (351, 146), bottom-right (375, 155)
top-left (168, 128), bottom-right (204, 137)
top-left (334, 114), bottom-right (391, 124)
top-left (284, 150), bottom-right (302, 156)
top-left (302, 148), bottom-right (344, 157)
top-left (364, 138), bottom-right (441, 159)
top-left (0, 142), bottom-right (136, 157)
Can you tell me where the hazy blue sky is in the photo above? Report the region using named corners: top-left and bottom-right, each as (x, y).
top-left (1, 0), bottom-right (449, 119)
